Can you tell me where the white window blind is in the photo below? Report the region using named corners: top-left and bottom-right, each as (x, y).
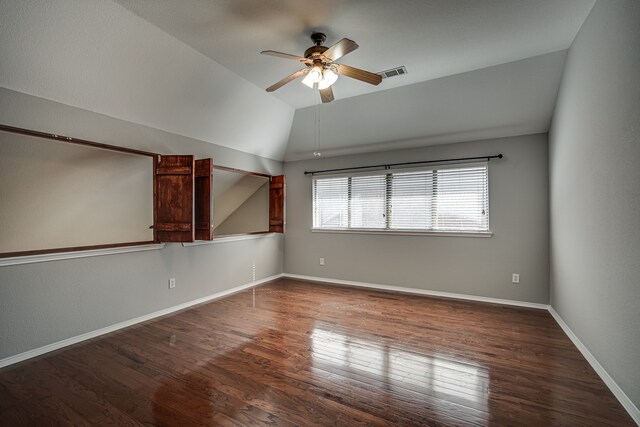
top-left (312, 164), bottom-right (489, 233)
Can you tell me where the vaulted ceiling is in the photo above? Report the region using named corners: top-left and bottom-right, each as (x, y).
top-left (114, 0), bottom-right (593, 109)
top-left (113, 0), bottom-right (596, 160)
top-left (1, 0), bottom-right (596, 161)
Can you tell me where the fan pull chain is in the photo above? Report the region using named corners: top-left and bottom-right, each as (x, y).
top-left (314, 86), bottom-right (321, 157)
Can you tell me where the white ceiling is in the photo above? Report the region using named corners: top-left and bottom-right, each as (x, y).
top-left (114, 0), bottom-right (594, 109)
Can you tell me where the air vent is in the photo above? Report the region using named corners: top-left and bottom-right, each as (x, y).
top-left (378, 66), bottom-right (408, 79)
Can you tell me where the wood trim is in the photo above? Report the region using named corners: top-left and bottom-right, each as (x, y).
top-left (154, 223), bottom-right (192, 232)
top-left (154, 155), bottom-right (195, 243)
top-left (153, 155), bottom-right (159, 242)
top-left (194, 159), bottom-right (214, 241)
top-left (269, 175), bottom-right (285, 233)
top-left (213, 164), bottom-right (271, 178)
top-left (0, 124), bottom-right (158, 157)
top-left (0, 241), bottom-right (157, 259)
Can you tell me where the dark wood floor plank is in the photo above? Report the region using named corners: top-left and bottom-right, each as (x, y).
top-left (0, 278), bottom-right (634, 426)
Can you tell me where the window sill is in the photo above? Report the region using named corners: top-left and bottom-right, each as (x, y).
top-left (0, 243), bottom-right (165, 267)
top-left (311, 228), bottom-right (493, 238)
top-left (182, 233), bottom-right (279, 246)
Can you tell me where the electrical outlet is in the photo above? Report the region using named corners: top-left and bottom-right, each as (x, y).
top-left (169, 278), bottom-right (176, 289)
top-left (319, 257), bottom-right (325, 266)
top-left (512, 274), bottom-right (520, 284)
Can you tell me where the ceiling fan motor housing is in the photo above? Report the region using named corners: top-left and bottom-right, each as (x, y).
top-left (305, 33), bottom-right (329, 59)
top-left (304, 45), bottom-right (328, 59)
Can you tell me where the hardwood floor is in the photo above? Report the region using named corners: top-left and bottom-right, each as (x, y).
top-left (0, 278), bottom-right (634, 426)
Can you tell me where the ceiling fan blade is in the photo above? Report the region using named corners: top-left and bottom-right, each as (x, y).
top-left (266, 68), bottom-right (308, 92)
top-left (319, 86), bottom-right (334, 103)
top-left (261, 50), bottom-right (309, 63)
top-left (335, 64), bottom-right (382, 85)
top-left (323, 38), bottom-right (359, 62)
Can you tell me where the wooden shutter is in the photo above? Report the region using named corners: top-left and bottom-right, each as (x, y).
top-left (269, 175), bottom-right (285, 233)
top-left (154, 155), bottom-right (194, 242)
top-left (194, 158), bottom-right (213, 241)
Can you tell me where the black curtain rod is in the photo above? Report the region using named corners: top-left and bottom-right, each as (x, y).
top-left (304, 154), bottom-right (503, 175)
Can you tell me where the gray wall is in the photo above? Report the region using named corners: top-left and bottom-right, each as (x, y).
top-left (284, 134), bottom-right (549, 303)
top-left (549, 0), bottom-right (640, 407)
top-left (0, 88), bottom-right (284, 360)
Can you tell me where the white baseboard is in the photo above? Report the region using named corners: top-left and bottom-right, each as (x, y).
top-left (548, 307), bottom-right (640, 425)
top-left (0, 273), bottom-right (284, 369)
top-left (281, 273), bottom-right (549, 310)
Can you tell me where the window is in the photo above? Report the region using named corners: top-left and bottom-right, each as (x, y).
top-left (312, 164), bottom-right (489, 233)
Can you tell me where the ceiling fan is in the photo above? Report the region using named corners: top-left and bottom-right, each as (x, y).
top-left (261, 33), bottom-right (382, 103)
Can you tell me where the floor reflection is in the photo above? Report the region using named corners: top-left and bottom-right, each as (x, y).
top-left (311, 327), bottom-right (489, 412)
top-left (148, 287), bottom-right (494, 425)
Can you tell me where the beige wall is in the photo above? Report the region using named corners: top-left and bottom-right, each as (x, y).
top-left (284, 134), bottom-right (550, 303)
top-left (0, 132), bottom-right (153, 253)
top-left (212, 172), bottom-right (268, 230)
top-left (215, 182), bottom-right (269, 236)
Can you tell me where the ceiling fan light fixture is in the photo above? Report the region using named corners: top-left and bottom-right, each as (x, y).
top-left (318, 68), bottom-right (338, 90)
top-left (302, 66), bottom-right (323, 88)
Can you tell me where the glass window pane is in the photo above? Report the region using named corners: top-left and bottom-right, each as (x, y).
top-left (350, 175), bottom-right (386, 229)
top-left (313, 177), bottom-right (349, 228)
top-left (390, 170), bottom-right (433, 230)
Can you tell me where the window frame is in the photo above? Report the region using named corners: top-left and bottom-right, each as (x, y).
top-left (311, 162), bottom-right (491, 236)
